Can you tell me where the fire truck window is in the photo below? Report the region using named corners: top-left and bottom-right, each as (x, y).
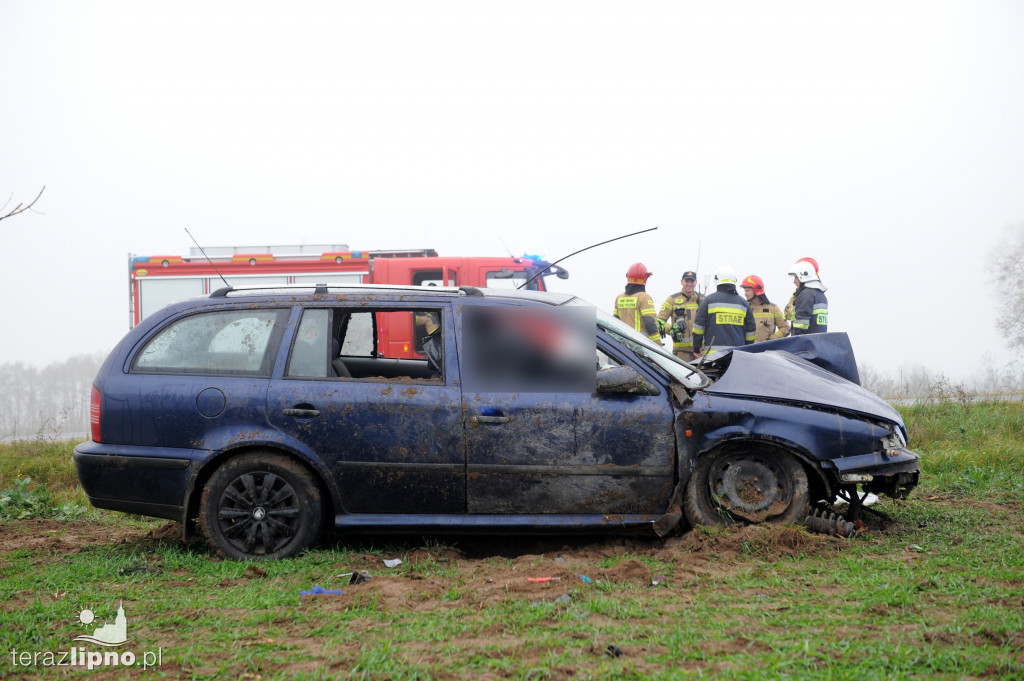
top-left (485, 269), bottom-right (531, 290)
top-left (287, 309), bottom-right (330, 378)
top-left (412, 270), bottom-right (456, 287)
top-left (133, 309), bottom-right (287, 376)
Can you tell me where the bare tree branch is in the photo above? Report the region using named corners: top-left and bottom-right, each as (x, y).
top-left (0, 186), bottom-right (46, 222)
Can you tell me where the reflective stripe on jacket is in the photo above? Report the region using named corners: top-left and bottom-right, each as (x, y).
top-left (692, 287), bottom-right (756, 353)
top-left (657, 290), bottom-right (702, 352)
top-left (749, 296), bottom-right (790, 342)
top-left (791, 287), bottom-right (828, 334)
top-left (614, 290), bottom-right (660, 341)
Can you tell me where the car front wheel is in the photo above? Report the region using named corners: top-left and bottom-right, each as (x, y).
top-left (199, 452), bottom-right (323, 560)
top-left (683, 446), bottom-right (810, 528)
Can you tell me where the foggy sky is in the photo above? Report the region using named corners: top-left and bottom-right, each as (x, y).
top-left (2, 1), bottom-right (1023, 382)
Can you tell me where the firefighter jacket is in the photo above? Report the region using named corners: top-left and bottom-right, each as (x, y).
top-left (748, 295), bottom-right (790, 342)
top-left (692, 285), bottom-right (756, 353)
top-left (614, 285), bottom-right (660, 341)
top-left (658, 290), bottom-right (703, 354)
top-left (791, 285), bottom-right (828, 335)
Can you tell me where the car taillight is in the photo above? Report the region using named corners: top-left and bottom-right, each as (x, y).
top-left (90, 386), bottom-right (101, 442)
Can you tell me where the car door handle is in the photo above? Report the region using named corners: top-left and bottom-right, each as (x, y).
top-left (283, 408), bottom-right (321, 418)
top-left (471, 414), bottom-right (510, 424)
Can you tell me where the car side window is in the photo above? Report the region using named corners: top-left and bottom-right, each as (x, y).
top-left (331, 307), bottom-right (443, 382)
top-left (597, 348), bottom-right (622, 370)
top-left (134, 309), bottom-right (287, 376)
top-left (287, 309), bottom-right (330, 378)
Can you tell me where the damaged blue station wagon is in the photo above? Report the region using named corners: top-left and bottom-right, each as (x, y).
top-left (75, 285), bottom-right (919, 559)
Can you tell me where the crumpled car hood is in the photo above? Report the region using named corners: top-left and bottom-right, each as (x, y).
top-left (703, 349), bottom-right (902, 425)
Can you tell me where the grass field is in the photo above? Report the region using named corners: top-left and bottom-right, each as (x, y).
top-left (1, 400), bottom-right (1022, 680)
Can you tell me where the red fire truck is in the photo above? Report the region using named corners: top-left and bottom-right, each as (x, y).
top-left (129, 244), bottom-right (568, 358)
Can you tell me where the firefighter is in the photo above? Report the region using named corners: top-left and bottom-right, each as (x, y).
top-left (614, 262), bottom-right (663, 342)
top-left (658, 270), bottom-right (703, 362)
top-left (783, 256), bottom-right (819, 326)
top-left (740, 275), bottom-right (789, 342)
top-left (788, 260), bottom-right (828, 335)
top-left (692, 265), bottom-right (755, 356)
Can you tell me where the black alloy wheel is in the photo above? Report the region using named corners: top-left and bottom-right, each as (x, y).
top-left (199, 452), bottom-right (323, 560)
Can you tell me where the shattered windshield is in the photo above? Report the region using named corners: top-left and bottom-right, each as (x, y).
top-left (564, 298), bottom-right (709, 390)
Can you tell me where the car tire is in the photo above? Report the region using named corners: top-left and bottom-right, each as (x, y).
top-left (683, 446), bottom-right (810, 528)
top-left (199, 451), bottom-right (323, 560)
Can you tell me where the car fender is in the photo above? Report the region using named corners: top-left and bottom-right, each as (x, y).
top-left (682, 396), bottom-right (843, 498)
top-left (181, 426), bottom-right (344, 540)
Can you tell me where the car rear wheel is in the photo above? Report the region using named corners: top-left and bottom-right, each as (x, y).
top-left (199, 452), bottom-right (323, 560)
top-left (683, 446), bottom-right (810, 527)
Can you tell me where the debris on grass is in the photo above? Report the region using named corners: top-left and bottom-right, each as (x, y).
top-left (300, 585), bottom-right (344, 597)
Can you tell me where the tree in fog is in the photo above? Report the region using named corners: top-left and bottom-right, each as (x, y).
top-left (0, 354), bottom-right (102, 440)
top-left (992, 222), bottom-right (1024, 354)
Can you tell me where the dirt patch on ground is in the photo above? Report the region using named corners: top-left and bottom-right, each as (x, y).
top-left (4, 497), bottom-right (1022, 680)
top-left (0, 515), bottom-right (854, 616)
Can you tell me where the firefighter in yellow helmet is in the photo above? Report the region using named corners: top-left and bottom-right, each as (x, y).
top-left (614, 263), bottom-right (663, 342)
top-left (740, 275), bottom-right (789, 342)
top-left (657, 270), bottom-right (702, 362)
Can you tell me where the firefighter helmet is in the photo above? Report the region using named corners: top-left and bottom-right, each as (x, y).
top-left (796, 257), bottom-right (819, 275)
top-left (740, 274), bottom-right (765, 296)
top-left (713, 265), bottom-right (737, 287)
top-left (788, 260), bottom-right (820, 284)
top-left (626, 262), bottom-right (652, 284)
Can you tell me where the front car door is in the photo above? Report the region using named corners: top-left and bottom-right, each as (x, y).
top-left (460, 300), bottom-right (676, 516)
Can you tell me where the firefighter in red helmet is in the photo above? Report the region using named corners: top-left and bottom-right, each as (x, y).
top-left (614, 263), bottom-right (662, 342)
top-left (740, 274), bottom-right (789, 342)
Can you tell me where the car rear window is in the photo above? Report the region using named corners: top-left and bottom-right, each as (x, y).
top-left (133, 309), bottom-right (288, 376)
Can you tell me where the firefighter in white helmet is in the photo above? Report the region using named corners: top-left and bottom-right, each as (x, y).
top-left (787, 260), bottom-right (828, 335)
top-left (740, 275), bottom-right (789, 342)
top-left (614, 262), bottom-right (663, 342)
top-left (783, 256), bottom-right (819, 326)
top-left (692, 265), bottom-right (756, 356)
top-left (657, 270), bottom-right (702, 362)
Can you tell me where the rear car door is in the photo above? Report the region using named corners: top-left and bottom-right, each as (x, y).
top-left (118, 307), bottom-right (289, 450)
top-left (265, 301), bottom-right (465, 515)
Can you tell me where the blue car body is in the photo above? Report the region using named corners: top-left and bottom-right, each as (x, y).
top-left (75, 285), bottom-right (919, 557)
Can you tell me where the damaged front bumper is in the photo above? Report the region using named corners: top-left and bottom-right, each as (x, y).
top-left (827, 447), bottom-right (921, 498)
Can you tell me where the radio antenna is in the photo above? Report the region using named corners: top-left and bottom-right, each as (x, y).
top-left (497, 234), bottom-right (514, 258)
top-left (185, 228), bottom-right (231, 288)
top-left (517, 226), bottom-right (659, 290)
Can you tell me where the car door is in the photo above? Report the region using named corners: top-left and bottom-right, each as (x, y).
top-left (266, 303), bottom-right (465, 515)
top-left (460, 302), bottom-right (676, 515)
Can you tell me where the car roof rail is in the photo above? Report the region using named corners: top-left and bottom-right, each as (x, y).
top-left (208, 283), bottom-right (466, 298)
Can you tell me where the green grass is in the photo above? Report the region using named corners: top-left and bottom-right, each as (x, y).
top-left (1, 400), bottom-right (1023, 679)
